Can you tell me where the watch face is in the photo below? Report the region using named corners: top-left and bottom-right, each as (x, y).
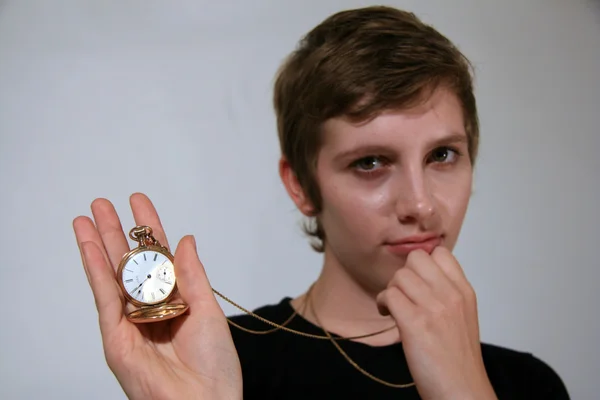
top-left (120, 249), bottom-right (176, 305)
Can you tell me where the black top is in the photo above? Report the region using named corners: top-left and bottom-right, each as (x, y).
top-left (228, 297), bottom-right (570, 400)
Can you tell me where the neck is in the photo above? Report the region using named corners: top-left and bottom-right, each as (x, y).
top-left (291, 249), bottom-right (401, 346)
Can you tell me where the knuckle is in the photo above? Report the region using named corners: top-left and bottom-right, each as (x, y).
top-left (434, 246), bottom-right (450, 257)
top-left (407, 248), bottom-right (426, 262)
top-left (384, 287), bottom-right (400, 303)
top-left (431, 247), bottom-right (447, 263)
top-left (430, 246), bottom-right (443, 256)
top-left (448, 290), bottom-right (465, 307)
top-left (390, 267), bottom-right (409, 287)
top-left (376, 288), bottom-right (391, 306)
top-left (465, 285), bottom-right (477, 304)
top-left (430, 300), bottom-right (446, 316)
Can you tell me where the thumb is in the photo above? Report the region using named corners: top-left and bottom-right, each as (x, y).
top-left (173, 235), bottom-right (224, 319)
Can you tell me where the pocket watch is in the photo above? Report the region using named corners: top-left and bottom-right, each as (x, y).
top-left (117, 225), bottom-right (189, 323)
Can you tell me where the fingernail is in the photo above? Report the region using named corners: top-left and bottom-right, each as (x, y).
top-left (377, 304), bottom-right (390, 316)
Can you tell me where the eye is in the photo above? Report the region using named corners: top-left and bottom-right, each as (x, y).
top-left (351, 156), bottom-right (385, 171)
top-left (428, 146), bottom-right (460, 164)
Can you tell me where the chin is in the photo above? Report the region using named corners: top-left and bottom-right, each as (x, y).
top-left (362, 263), bottom-right (403, 294)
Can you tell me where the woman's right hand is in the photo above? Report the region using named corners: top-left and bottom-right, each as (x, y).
top-left (73, 193), bottom-right (242, 400)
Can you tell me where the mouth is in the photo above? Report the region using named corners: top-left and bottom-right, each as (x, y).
top-left (384, 234), bottom-right (443, 256)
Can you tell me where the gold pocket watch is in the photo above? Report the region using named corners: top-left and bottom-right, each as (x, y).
top-left (117, 225), bottom-right (189, 323)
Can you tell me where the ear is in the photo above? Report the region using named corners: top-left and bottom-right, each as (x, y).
top-left (279, 156), bottom-right (315, 216)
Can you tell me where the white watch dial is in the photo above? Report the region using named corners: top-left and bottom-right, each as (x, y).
top-left (121, 250), bottom-right (176, 304)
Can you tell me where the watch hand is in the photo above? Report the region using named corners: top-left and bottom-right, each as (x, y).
top-left (132, 274), bottom-right (152, 295)
top-left (132, 280), bottom-right (146, 293)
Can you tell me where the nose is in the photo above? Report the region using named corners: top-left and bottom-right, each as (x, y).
top-left (394, 166), bottom-right (435, 224)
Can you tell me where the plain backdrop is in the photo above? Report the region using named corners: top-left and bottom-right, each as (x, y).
top-left (1, 0), bottom-right (599, 399)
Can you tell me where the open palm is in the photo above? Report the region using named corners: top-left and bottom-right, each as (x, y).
top-left (73, 193), bottom-right (242, 400)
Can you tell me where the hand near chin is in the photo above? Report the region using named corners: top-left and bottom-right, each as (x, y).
top-left (376, 247), bottom-right (498, 400)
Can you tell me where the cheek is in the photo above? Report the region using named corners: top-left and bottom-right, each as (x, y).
top-left (320, 179), bottom-right (395, 239)
top-left (432, 172), bottom-right (472, 241)
top-left (451, 174), bottom-right (472, 216)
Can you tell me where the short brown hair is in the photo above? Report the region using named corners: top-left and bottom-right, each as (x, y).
top-left (273, 6), bottom-right (479, 252)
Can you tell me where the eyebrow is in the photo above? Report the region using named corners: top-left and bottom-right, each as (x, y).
top-left (429, 133), bottom-right (468, 148)
top-left (333, 133), bottom-right (468, 164)
top-left (333, 145), bottom-right (395, 164)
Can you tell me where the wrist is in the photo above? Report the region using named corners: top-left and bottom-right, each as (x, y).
top-left (435, 376), bottom-right (497, 400)
top-left (459, 381), bottom-right (498, 400)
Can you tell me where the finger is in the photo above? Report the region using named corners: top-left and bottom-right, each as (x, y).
top-left (77, 242), bottom-right (91, 284)
top-left (90, 198), bottom-right (131, 272)
top-left (405, 249), bottom-right (460, 298)
top-left (430, 247), bottom-right (473, 296)
top-left (376, 287), bottom-right (417, 329)
top-left (129, 193), bottom-right (170, 251)
top-left (389, 267), bottom-right (445, 312)
top-left (73, 215), bottom-right (111, 279)
top-left (80, 241), bottom-right (125, 335)
top-left (174, 235), bottom-right (224, 319)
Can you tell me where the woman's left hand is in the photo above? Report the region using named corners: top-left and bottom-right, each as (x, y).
top-left (376, 247), bottom-right (498, 400)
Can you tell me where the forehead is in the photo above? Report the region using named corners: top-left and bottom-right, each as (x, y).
top-left (320, 87), bottom-right (465, 150)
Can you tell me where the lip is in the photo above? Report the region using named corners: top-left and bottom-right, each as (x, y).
top-left (384, 234), bottom-right (443, 256)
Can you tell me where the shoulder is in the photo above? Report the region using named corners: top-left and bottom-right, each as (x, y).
top-left (481, 342), bottom-right (570, 399)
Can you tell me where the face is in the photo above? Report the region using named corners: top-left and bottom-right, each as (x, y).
top-left (286, 87), bottom-right (473, 294)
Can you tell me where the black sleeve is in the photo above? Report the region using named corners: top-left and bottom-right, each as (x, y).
top-left (524, 354), bottom-right (570, 399)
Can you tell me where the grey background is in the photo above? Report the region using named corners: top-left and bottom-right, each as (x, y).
top-left (1, 0), bottom-right (598, 399)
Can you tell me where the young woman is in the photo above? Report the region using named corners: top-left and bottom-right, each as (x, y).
top-left (73, 6), bottom-right (570, 400)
